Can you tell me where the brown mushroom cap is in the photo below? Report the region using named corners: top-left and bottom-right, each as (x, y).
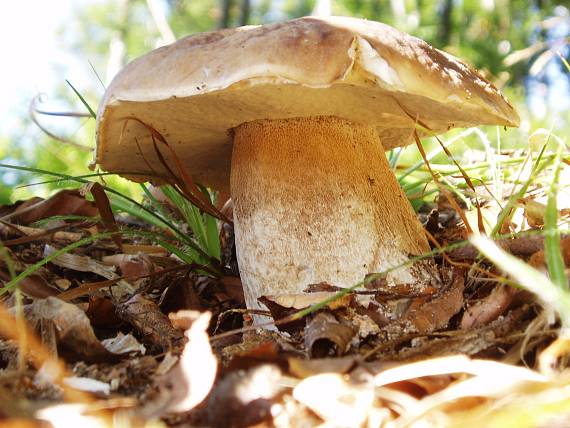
top-left (95, 16), bottom-right (519, 191)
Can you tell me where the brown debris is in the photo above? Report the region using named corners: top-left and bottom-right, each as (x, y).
top-left (151, 311), bottom-right (217, 415)
top-left (461, 284), bottom-right (519, 330)
top-left (288, 356), bottom-right (357, 378)
top-left (207, 364), bottom-right (282, 428)
top-left (384, 271), bottom-right (465, 337)
top-left (24, 297), bottom-right (120, 363)
top-left (304, 312), bottom-right (357, 358)
top-left (4, 190), bottom-right (97, 225)
top-left (447, 234), bottom-right (570, 260)
top-left (529, 236), bottom-right (570, 271)
top-left (115, 294), bottom-right (184, 351)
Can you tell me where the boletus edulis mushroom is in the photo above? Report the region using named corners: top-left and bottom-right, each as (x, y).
top-left (95, 16), bottom-right (519, 322)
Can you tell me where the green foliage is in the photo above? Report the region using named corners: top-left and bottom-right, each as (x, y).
top-left (159, 185), bottom-right (221, 262)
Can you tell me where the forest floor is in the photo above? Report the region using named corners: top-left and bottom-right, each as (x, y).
top-left (1, 147), bottom-right (570, 427)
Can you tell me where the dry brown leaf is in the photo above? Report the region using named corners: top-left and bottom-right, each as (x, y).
top-left (288, 356), bottom-right (356, 379)
top-left (101, 332), bottom-right (146, 355)
top-left (304, 312), bottom-right (356, 357)
top-left (259, 292), bottom-right (354, 333)
top-left (9, 190), bottom-right (98, 225)
top-left (263, 292), bottom-right (354, 311)
top-left (529, 237), bottom-right (570, 271)
top-left (158, 311), bottom-right (217, 414)
top-left (89, 182), bottom-right (122, 250)
top-left (293, 373), bottom-right (374, 427)
top-left (386, 273), bottom-right (464, 336)
top-left (25, 297), bottom-right (120, 363)
top-left (0, 269), bottom-right (58, 298)
top-left (207, 364), bottom-right (282, 428)
top-left (460, 285), bottom-right (518, 330)
top-left (519, 197), bottom-right (547, 227)
top-left (115, 294), bottom-right (184, 351)
top-left (43, 245), bottom-right (118, 278)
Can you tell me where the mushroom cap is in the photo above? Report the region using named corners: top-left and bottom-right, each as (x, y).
top-left (95, 16), bottom-right (519, 191)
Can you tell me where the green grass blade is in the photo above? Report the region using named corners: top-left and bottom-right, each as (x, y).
top-left (544, 142), bottom-right (567, 289)
top-left (161, 185), bottom-right (221, 261)
top-left (1, 231), bottom-right (116, 295)
top-left (66, 79), bottom-right (96, 119)
top-left (0, 163), bottom-right (216, 264)
top-left (205, 211), bottom-right (221, 260)
top-left (491, 143), bottom-right (549, 237)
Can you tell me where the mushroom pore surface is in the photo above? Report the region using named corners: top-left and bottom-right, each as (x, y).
top-left (231, 116), bottom-right (439, 315)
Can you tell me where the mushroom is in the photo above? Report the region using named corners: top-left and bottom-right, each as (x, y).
top-left (95, 17), bottom-right (519, 320)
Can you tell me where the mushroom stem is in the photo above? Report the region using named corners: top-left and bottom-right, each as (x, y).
top-left (231, 116), bottom-right (440, 316)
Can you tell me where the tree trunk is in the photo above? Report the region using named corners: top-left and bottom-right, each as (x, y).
top-left (438, 0), bottom-right (453, 46)
top-left (239, 0), bottom-right (250, 26)
top-left (219, 0), bottom-right (233, 28)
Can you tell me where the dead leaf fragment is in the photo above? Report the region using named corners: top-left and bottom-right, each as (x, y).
top-left (386, 273), bottom-right (464, 337)
top-left (529, 237), bottom-right (570, 271)
top-left (293, 373), bottom-right (374, 427)
top-left (288, 356), bottom-right (356, 379)
top-left (26, 297), bottom-right (119, 363)
top-left (159, 311), bottom-right (217, 414)
top-left (115, 294), bottom-right (184, 350)
top-left (263, 292), bottom-right (354, 311)
top-left (460, 285), bottom-right (518, 330)
top-left (207, 364), bottom-right (282, 428)
top-left (9, 190), bottom-right (98, 225)
top-left (260, 292), bottom-right (355, 332)
top-left (304, 312), bottom-right (356, 357)
top-left (101, 332), bottom-right (146, 355)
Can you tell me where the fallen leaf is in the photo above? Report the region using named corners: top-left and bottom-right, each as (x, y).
top-left (460, 285), bottom-right (518, 329)
top-left (0, 269), bottom-right (58, 298)
top-left (44, 245), bottom-right (118, 278)
top-left (225, 341), bottom-right (280, 372)
top-left (10, 190), bottom-right (98, 225)
top-left (158, 311), bottom-right (217, 413)
top-left (263, 292), bottom-right (354, 311)
top-left (288, 356), bottom-right (356, 379)
top-left (519, 197), bottom-right (547, 227)
top-left (85, 297), bottom-right (122, 328)
top-left (529, 237), bottom-right (570, 271)
top-left (25, 297), bottom-right (120, 363)
top-left (115, 294), bottom-right (184, 351)
top-left (260, 291), bottom-right (355, 333)
top-left (89, 182), bottom-right (122, 250)
top-left (101, 332), bottom-right (146, 355)
top-left (304, 312), bottom-right (356, 357)
top-left (207, 364), bottom-right (282, 428)
top-left (293, 373), bottom-right (374, 427)
top-left (385, 272), bottom-right (464, 337)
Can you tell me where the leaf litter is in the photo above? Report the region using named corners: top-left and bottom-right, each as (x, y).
top-left (0, 138), bottom-right (570, 427)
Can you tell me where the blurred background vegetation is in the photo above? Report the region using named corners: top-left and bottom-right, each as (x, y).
top-left (0, 0), bottom-right (568, 204)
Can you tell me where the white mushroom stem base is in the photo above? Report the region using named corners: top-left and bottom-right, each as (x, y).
top-left (231, 116), bottom-right (440, 318)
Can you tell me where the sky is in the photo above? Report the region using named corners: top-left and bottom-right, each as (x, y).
top-left (0, 1), bottom-right (568, 137)
top-left (0, 0), bottom-right (92, 133)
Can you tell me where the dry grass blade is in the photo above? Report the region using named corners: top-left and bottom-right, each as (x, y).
top-left (413, 130), bottom-right (474, 234)
top-left (28, 94), bottom-right (92, 152)
top-left (374, 355), bottom-right (547, 426)
top-left (0, 222), bottom-right (84, 246)
top-left (57, 264), bottom-right (190, 301)
top-left (470, 235), bottom-right (570, 332)
top-left (126, 117), bottom-right (232, 224)
top-left (433, 134), bottom-right (487, 234)
top-left (89, 182), bottom-right (123, 250)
